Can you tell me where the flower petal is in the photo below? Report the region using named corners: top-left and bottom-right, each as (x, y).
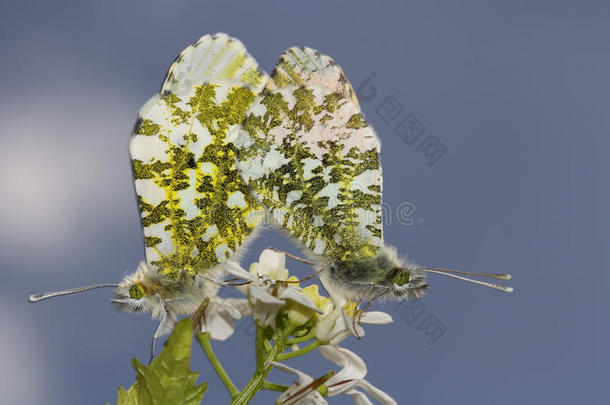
top-left (269, 361), bottom-right (328, 405)
top-left (315, 310), bottom-right (336, 342)
top-left (356, 380), bottom-right (398, 405)
top-left (293, 392), bottom-right (328, 405)
top-left (224, 261), bottom-right (258, 282)
top-left (319, 346), bottom-right (367, 381)
top-left (282, 390), bottom-right (328, 405)
top-left (280, 287), bottom-right (323, 314)
top-left (328, 330), bottom-right (351, 346)
top-left (225, 297), bottom-right (251, 317)
top-left (342, 308), bottom-right (365, 338)
top-left (201, 302), bottom-right (236, 341)
top-left (249, 286), bottom-right (285, 305)
top-left (268, 361), bottom-right (313, 384)
top-left (217, 298), bottom-right (245, 319)
top-left (358, 311), bottom-right (393, 325)
top-left (346, 389), bottom-right (374, 405)
top-left (258, 249), bottom-right (286, 273)
top-left (327, 380), bottom-right (360, 398)
top-left (316, 309), bottom-right (351, 345)
top-left (252, 301), bottom-right (282, 327)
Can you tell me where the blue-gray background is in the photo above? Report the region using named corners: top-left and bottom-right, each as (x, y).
top-left (1, 1), bottom-right (608, 404)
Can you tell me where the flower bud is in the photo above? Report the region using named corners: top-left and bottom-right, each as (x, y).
top-left (286, 284), bottom-right (327, 327)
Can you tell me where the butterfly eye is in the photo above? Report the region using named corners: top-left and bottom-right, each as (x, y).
top-left (129, 284), bottom-right (146, 300)
top-left (391, 269), bottom-right (410, 286)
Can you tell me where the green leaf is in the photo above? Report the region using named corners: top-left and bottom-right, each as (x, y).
top-left (116, 385), bottom-right (138, 405)
top-left (114, 319), bottom-right (208, 405)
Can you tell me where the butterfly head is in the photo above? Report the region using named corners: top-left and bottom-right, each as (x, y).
top-left (321, 241), bottom-right (515, 307)
top-left (112, 262), bottom-right (221, 317)
top-left (323, 246), bottom-right (428, 302)
top-left (384, 264), bottom-right (428, 299)
top-left (112, 262), bottom-right (165, 315)
top-left (362, 245), bottom-right (514, 298)
top-left (374, 246), bottom-right (428, 299)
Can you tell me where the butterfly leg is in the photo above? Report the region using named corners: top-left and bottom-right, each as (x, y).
top-left (150, 309), bottom-right (176, 363)
top-left (268, 247), bottom-right (323, 283)
top-left (268, 247), bottom-right (316, 265)
top-left (352, 288), bottom-right (391, 337)
top-left (294, 268), bottom-right (324, 283)
top-left (352, 301), bottom-right (364, 339)
top-left (150, 334), bottom-right (157, 364)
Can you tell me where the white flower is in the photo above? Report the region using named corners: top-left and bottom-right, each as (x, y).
top-left (177, 270), bottom-right (251, 341)
top-left (271, 346), bottom-right (397, 405)
top-left (285, 284), bottom-right (331, 327)
top-left (268, 361), bottom-right (328, 405)
top-left (320, 346), bottom-right (396, 405)
top-left (224, 251), bottom-right (322, 328)
top-left (250, 249), bottom-right (289, 280)
top-left (197, 296), bottom-right (250, 340)
top-left (316, 303), bottom-right (393, 345)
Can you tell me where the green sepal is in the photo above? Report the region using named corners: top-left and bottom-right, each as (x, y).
top-left (113, 319), bottom-right (208, 405)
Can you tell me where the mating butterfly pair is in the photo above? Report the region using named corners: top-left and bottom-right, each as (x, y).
top-left (30, 34), bottom-right (512, 356)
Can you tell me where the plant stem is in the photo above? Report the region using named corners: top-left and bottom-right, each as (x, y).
top-left (255, 325), bottom-right (265, 371)
top-left (230, 337), bottom-right (285, 405)
top-left (275, 340), bottom-right (321, 361)
top-left (262, 381), bottom-right (289, 392)
top-left (286, 330), bottom-right (315, 345)
top-left (197, 332), bottom-right (238, 398)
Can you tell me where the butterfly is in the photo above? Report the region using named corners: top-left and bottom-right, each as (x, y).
top-left (29, 33), bottom-right (269, 358)
top-left (232, 46), bottom-right (513, 306)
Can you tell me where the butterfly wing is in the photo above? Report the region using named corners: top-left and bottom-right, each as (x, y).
top-left (265, 47), bottom-right (360, 107)
top-left (236, 47), bottom-right (383, 261)
top-left (131, 34), bottom-right (268, 280)
top-left (161, 33), bottom-right (267, 96)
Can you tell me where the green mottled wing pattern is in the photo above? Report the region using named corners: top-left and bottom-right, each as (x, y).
top-left (235, 47), bottom-right (383, 262)
top-left (267, 47), bottom-right (360, 108)
top-left (162, 33), bottom-right (266, 96)
top-left (131, 34), bottom-right (268, 280)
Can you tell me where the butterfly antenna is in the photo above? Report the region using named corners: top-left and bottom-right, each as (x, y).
top-left (28, 284), bottom-right (120, 303)
top-left (202, 275), bottom-right (252, 286)
top-left (421, 267), bottom-right (511, 280)
top-left (421, 269), bottom-right (513, 293)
